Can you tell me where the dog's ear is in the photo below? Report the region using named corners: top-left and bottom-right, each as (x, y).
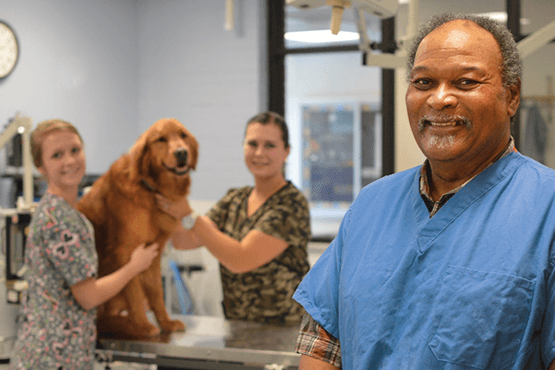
top-left (181, 125), bottom-right (199, 171)
top-left (127, 130), bottom-right (150, 182)
top-left (189, 135), bottom-right (199, 171)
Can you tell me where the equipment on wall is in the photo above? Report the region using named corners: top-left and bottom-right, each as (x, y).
top-left (517, 18), bottom-right (555, 59)
top-left (0, 114), bottom-right (34, 298)
top-left (0, 114), bottom-right (34, 360)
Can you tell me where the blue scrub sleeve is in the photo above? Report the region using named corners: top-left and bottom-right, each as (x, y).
top-left (293, 207), bottom-right (353, 339)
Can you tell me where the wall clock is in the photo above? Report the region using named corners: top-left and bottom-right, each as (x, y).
top-left (0, 20), bottom-right (19, 79)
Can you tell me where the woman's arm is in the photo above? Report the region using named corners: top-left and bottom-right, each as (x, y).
top-left (186, 216), bottom-right (289, 273)
top-left (70, 242), bottom-right (158, 310)
top-left (157, 194), bottom-right (290, 273)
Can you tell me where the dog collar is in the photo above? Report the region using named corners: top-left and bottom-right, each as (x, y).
top-left (141, 179), bottom-right (158, 193)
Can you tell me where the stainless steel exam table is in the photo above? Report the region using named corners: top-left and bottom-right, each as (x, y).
top-left (96, 315), bottom-right (301, 369)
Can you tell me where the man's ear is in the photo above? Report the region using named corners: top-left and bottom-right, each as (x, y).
top-left (507, 79), bottom-right (521, 118)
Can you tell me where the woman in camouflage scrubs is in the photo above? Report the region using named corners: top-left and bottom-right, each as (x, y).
top-left (10, 119), bottom-right (158, 370)
top-left (157, 112), bottom-right (311, 324)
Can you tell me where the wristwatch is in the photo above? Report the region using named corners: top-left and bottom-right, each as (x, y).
top-left (182, 211), bottom-right (199, 230)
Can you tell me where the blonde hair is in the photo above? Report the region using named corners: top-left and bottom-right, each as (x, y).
top-left (31, 119), bottom-right (83, 168)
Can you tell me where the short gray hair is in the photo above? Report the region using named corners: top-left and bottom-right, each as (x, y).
top-left (406, 13), bottom-right (522, 88)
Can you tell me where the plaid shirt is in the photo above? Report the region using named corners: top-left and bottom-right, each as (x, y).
top-left (295, 139), bottom-right (516, 368)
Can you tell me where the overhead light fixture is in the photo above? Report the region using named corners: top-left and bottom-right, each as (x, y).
top-left (285, 30), bottom-right (360, 43)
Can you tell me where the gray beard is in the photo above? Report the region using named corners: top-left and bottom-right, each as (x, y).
top-left (426, 134), bottom-right (456, 149)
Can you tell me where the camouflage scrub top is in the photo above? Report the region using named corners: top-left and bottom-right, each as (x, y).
top-left (207, 181), bottom-right (311, 324)
top-left (10, 192), bottom-right (98, 370)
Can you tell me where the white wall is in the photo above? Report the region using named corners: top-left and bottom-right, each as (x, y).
top-left (135, 0), bottom-right (263, 200)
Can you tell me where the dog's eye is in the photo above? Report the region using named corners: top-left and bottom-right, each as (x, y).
top-left (180, 132), bottom-right (187, 139)
top-left (158, 137), bottom-right (167, 143)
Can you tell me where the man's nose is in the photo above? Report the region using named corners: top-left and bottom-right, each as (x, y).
top-left (427, 83), bottom-right (457, 110)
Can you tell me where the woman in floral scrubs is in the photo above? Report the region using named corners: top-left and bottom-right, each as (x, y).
top-left (10, 119), bottom-right (159, 370)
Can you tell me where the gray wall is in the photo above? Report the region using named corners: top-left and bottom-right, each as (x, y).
top-left (0, 0), bottom-right (263, 201)
top-left (0, 0), bottom-right (140, 174)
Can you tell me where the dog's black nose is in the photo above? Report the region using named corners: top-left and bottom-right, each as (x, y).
top-left (174, 149), bottom-right (188, 164)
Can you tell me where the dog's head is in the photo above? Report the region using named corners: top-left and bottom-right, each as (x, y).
top-left (127, 118), bottom-right (199, 197)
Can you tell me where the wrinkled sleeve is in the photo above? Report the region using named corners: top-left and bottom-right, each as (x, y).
top-left (296, 312), bottom-right (342, 368)
top-left (43, 211), bottom-right (97, 287)
top-left (293, 206), bottom-right (352, 339)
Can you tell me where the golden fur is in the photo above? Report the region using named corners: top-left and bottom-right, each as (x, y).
top-left (77, 118), bottom-right (198, 339)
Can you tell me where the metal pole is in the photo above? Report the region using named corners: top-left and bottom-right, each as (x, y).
top-left (381, 17), bottom-right (395, 176)
top-left (267, 0), bottom-right (285, 116)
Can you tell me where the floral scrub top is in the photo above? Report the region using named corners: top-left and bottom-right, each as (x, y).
top-left (10, 192), bottom-right (98, 370)
top-left (207, 181), bottom-right (311, 324)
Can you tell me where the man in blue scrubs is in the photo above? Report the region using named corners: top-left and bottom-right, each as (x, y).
top-left (293, 13), bottom-right (555, 370)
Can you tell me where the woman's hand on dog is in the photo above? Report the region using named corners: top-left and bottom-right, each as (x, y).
top-left (71, 242), bottom-right (159, 310)
top-left (129, 242), bottom-right (159, 275)
top-left (155, 194), bottom-right (192, 220)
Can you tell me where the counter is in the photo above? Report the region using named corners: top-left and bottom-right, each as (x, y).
top-left (97, 315), bottom-right (301, 369)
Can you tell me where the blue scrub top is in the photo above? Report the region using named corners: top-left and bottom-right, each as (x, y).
top-left (294, 152), bottom-right (555, 370)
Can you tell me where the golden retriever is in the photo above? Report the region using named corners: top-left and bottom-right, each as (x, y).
top-left (77, 118), bottom-right (198, 339)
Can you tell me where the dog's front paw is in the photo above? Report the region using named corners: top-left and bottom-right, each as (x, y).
top-left (144, 323), bottom-right (162, 337)
top-left (160, 319), bottom-right (186, 333)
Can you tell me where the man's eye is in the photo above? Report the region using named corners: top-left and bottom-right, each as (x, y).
top-left (265, 143), bottom-right (275, 148)
top-left (52, 152), bottom-right (62, 159)
top-left (458, 79), bottom-right (478, 87)
top-left (72, 147), bottom-right (80, 154)
top-left (413, 78), bottom-right (432, 87)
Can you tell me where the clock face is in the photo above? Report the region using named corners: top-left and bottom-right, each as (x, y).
top-left (0, 21), bottom-right (18, 79)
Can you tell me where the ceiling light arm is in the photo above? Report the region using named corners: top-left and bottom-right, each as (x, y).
top-left (327, 0), bottom-right (351, 35)
top-left (517, 18), bottom-right (555, 59)
top-left (354, 7), bottom-right (371, 53)
top-left (225, 0), bottom-right (234, 31)
top-left (355, 0), bottom-right (419, 69)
